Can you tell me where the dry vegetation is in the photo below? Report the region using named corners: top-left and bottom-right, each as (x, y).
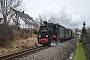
top-left (0, 24), bottom-right (38, 56)
top-left (0, 37), bottom-right (38, 56)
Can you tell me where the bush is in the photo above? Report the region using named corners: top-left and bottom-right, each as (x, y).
top-left (24, 33), bottom-right (30, 39)
top-left (33, 29), bottom-right (38, 34)
top-left (0, 35), bottom-right (10, 47)
top-left (0, 24), bottom-right (16, 47)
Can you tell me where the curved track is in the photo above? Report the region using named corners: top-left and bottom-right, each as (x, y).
top-left (0, 46), bottom-right (49, 60)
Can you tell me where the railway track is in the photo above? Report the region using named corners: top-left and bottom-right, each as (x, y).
top-left (0, 46), bottom-right (49, 60)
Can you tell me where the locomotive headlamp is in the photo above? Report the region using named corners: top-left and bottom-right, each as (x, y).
top-left (39, 35), bottom-right (41, 37)
top-left (46, 35), bottom-right (48, 37)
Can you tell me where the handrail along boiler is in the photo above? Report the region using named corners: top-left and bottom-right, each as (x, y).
top-left (38, 21), bottom-right (74, 46)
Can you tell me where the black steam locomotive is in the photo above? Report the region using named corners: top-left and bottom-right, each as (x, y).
top-left (38, 21), bottom-right (74, 46)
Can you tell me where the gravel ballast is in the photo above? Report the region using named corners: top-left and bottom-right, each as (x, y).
top-left (19, 39), bottom-right (76, 60)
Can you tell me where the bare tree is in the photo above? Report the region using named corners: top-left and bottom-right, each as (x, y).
top-left (38, 14), bottom-right (43, 26)
top-left (74, 28), bottom-right (81, 34)
top-left (0, 0), bottom-right (24, 24)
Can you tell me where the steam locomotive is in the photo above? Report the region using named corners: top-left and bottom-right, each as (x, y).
top-left (38, 21), bottom-right (74, 46)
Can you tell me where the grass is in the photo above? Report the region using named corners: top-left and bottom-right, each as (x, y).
top-left (0, 50), bottom-right (5, 55)
top-left (72, 43), bottom-right (87, 60)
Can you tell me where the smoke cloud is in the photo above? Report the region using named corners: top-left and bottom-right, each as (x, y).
top-left (40, 4), bottom-right (85, 29)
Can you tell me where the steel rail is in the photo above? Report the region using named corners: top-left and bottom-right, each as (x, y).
top-left (0, 46), bottom-right (48, 60)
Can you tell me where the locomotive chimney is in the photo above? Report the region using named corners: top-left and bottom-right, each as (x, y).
top-left (22, 11), bottom-right (24, 13)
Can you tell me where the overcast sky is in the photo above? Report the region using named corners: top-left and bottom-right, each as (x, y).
top-left (23, 0), bottom-right (90, 29)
